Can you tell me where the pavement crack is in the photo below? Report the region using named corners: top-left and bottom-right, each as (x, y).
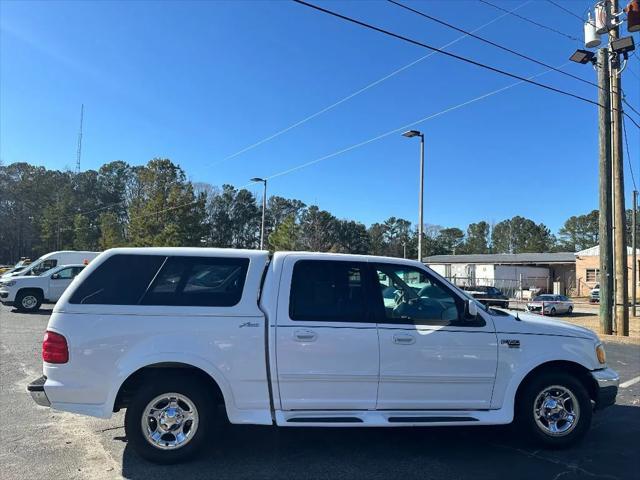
top-left (491, 443), bottom-right (619, 480)
top-left (98, 425), bottom-right (124, 433)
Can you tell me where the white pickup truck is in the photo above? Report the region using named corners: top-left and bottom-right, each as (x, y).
top-left (1, 264), bottom-right (86, 312)
top-left (28, 248), bottom-right (619, 464)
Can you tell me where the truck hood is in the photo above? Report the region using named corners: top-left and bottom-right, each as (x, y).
top-left (1, 272), bottom-right (20, 279)
top-left (0, 274), bottom-right (42, 284)
top-left (497, 311), bottom-right (598, 341)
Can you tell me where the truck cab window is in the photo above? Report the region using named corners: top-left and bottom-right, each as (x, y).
top-left (373, 264), bottom-right (460, 325)
top-left (32, 260), bottom-right (57, 276)
top-left (53, 267), bottom-right (75, 279)
top-left (289, 260), bottom-right (367, 322)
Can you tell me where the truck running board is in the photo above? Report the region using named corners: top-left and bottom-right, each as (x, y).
top-left (387, 416), bottom-right (478, 423)
top-left (283, 415), bottom-right (479, 424)
top-left (286, 417), bottom-right (363, 423)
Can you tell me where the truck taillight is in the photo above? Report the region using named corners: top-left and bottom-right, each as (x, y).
top-left (42, 331), bottom-right (68, 364)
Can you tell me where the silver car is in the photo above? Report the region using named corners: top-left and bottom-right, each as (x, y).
top-left (526, 294), bottom-right (573, 316)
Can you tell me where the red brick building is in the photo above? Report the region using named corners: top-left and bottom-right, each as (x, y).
top-left (575, 245), bottom-right (640, 299)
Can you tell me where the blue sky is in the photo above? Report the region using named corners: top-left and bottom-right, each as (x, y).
top-left (1, 0), bottom-right (638, 234)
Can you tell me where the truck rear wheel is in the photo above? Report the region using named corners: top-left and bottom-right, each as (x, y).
top-left (124, 375), bottom-right (212, 464)
top-left (516, 371), bottom-right (592, 448)
top-left (15, 290), bottom-right (42, 312)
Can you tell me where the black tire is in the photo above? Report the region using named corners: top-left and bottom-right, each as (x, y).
top-left (124, 375), bottom-right (214, 464)
top-left (516, 371), bottom-right (592, 448)
top-left (15, 289), bottom-right (42, 312)
top-left (567, 306), bottom-right (573, 316)
top-left (549, 307), bottom-right (556, 316)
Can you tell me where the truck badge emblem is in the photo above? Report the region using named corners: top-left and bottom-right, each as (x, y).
top-left (501, 339), bottom-right (520, 348)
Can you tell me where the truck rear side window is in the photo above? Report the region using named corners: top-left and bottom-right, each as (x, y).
top-left (69, 255), bottom-right (165, 305)
top-left (141, 257), bottom-right (249, 307)
top-left (70, 254), bottom-right (249, 307)
top-left (289, 260), bottom-right (367, 322)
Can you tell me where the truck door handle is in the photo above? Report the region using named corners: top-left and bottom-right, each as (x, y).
top-left (294, 330), bottom-right (317, 342)
top-left (393, 334), bottom-right (415, 345)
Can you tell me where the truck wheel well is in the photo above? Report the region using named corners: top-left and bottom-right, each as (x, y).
top-left (515, 360), bottom-right (598, 404)
top-left (114, 362), bottom-right (225, 415)
top-left (17, 287), bottom-right (43, 298)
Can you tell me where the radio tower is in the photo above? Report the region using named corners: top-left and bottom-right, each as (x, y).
top-left (75, 104), bottom-right (84, 174)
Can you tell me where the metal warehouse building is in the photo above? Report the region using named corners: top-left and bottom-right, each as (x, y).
top-left (424, 252), bottom-right (576, 296)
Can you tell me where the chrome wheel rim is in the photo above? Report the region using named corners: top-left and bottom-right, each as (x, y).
top-left (141, 392), bottom-right (199, 450)
top-left (533, 385), bottom-right (580, 436)
top-left (22, 295), bottom-right (37, 309)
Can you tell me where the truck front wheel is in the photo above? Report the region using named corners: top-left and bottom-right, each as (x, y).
top-left (124, 375), bottom-right (212, 463)
top-left (15, 290), bottom-right (42, 312)
top-left (516, 371), bottom-right (592, 448)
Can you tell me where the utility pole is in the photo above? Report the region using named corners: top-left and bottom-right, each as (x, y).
top-left (573, 1), bottom-right (637, 333)
top-left (250, 177), bottom-right (267, 250)
top-left (597, 47), bottom-right (614, 335)
top-left (418, 133), bottom-right (425, 262)
top-left (610, 0), bottom-right (629, 336)
top-left (75, 104), bottom-right (84, 174)
top-left (633, 190), bottom-right (638, 317)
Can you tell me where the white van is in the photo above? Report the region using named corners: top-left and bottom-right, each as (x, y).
top-left (1, 251), bottom-right (99, 279)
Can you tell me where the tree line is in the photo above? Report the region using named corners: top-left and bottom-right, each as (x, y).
top-left (0, 159), bottom-right (630, 264)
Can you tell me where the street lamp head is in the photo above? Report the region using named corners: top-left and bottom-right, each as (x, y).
top-left (610, 36), bottom-right (635, 55)
top-left (250, 177), bottom-right (266, 183)
top-left (569, 49), bottom-right (595, 64)
top-left (402, 130), bottom-right (423, 138)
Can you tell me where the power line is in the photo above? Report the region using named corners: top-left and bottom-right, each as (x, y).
top-left (622, 114), bottom-right (638, 191)
top-left (107, 63), bottom-right (565, 221)
top-left (623, 96), bottom-right (640, 119)
top-left (387, 0), bottom-right (640, 125)
top-left (75, 201), bottom-right (127, 217)
top-left (56, 200), bottom-right (128, 223)
top-left (265, 63), bottom-right (567, 181)
top-left (292, 0), bottom-right (640, 130)
top-left (478, 0), bottom-right (581, 42)
top-left (387, 0), bottom-right (640, 109)
top-left (545, 0), bottom-right (584, 22)
top-left (211, 0), bottom-right (532, 167)
top-left (387, 0), bottom-right (599, 90)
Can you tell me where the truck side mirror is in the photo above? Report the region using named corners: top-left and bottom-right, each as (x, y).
top-left (466, 299), bottom-right (478, 318)
top-left (51, 273), bottom-right (60, 280)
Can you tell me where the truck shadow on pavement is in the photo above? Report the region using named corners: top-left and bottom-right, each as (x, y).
top-left (10, 308), bottom-right (53, 315)
top-left (120, 404), bottom-right (639, 480)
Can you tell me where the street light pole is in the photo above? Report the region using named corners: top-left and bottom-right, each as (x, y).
top-left (403, 130), bottom-right (425, 262)
top-left (251, 177), bottom-right (267, 250)
top-left (633, 189), bottom-right (638, 317)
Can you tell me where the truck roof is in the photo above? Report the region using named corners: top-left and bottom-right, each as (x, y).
top-left (98, 248), bottom-right (427, 268)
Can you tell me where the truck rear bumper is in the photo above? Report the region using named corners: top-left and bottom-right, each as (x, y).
top-left (27, 375), bottom-right (51, 407)
top-left (591, 368), bottom-right (619, 410)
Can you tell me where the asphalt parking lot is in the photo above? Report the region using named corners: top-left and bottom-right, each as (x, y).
top-left (1, 306), bottom-right (639, 480)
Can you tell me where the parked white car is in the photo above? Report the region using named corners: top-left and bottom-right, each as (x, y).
top-left (590, 284), bottom-right (600, 304)
top-left (28, 248), bottom-right (618, 464)
top-left (526, 294), bottom-right (574, 316)
top-left (0, 264), bottom-right (86, 312)
top-left (1, 251), bottom-right (98, 279)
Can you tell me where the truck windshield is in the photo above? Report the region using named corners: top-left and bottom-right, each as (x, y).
top-left (24, 258), bottom-right (57, 276)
